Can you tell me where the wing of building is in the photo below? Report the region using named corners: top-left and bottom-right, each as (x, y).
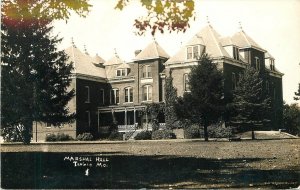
top-left (33, 23), bottom-right (283, 141)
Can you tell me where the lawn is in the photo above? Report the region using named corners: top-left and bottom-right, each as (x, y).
top-left (1, 139), bottom-right (300, 189)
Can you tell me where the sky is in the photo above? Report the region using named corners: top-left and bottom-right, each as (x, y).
top-left (53, 0), bottom-right (300, 104)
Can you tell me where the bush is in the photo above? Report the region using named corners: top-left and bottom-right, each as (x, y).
top-left (108, 131), bottom-right (123, 141)
top-left (208, 125), bottom-right (232, 138)
top-left (151, 130), bottom-right (176, 140)
top-left (184, 124), bottom-right (201, 139)
top-left (134, 131), bottom-right (152, 140)
top-left (45, 133), bottom-right (73, 142)
top-left (77, 133), bottom-right (93, 141)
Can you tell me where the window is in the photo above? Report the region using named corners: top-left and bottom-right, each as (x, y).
top-left (184, 74), bottom-right (190, 92)
top-left (255, 57), bottom-right (260, 70)
top-left (100, 89), bottom-right (105, 105)
top-left (84, 86), bottom-right (90, 103)
top-left (86, 111), bottom-right (90, 127)
top-left (142, 65), bottom-right (152, 78)
top-left (46, 123), bottom-right (51, 128)
top-left (233, 46), bottom-right (239, 60)
top-left (187, 45), bottom-right (200, 60)
top-left (193, 46), bottom-right (199, 59)
top-left (116, 69), bottom-right (128, 77)
top-left (266, 81), bottom-right (269, 94)
top-left (270, 59), bottom-right (275, 71)
top-left (110, 89), bottom-right (119, 104)
top-left (124, 87), bottom-right (133, 103)
top-left (143, 85), bottom-right (152, 101)
top-left (232, 73), bottom-right (236, 90)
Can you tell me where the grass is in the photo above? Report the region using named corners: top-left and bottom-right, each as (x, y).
top-left (1, 139), bottom-right (300, 189)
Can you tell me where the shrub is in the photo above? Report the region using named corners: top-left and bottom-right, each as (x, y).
top-left (108, 131), bottom-right (123, 141)
top-left (184, 124), bottom-right (201, 139)
top-left (208, 125), bottom-right (232, 138)
top-left (151, 130), bottom-right (176, 140)
top-left (134, 131), bottom-right (152, 140)
top-left (77, 133), bottom-right (94, 141)
top-left (45, 133), bottom-right (73, 142)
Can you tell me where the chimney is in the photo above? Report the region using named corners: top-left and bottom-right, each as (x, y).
top-left (134, 50), bottom-right (142, 57)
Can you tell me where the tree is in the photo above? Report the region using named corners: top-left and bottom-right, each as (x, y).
top-left (175, 54), bottom-right (225, 141)
top-left (283, 102), bottom-right (300, 136)
top-left (1, 16), bottom-right (75, 144)
top-left (164, 70), bottom-right (178, 129)
top-left (229, 66), bottom-right (271, 140)
top-left (142, 102), bottom-right (165, 131)
top-left (115, 0), bottom-right (195, 35)
top-left (294, 83), bottom-right (300, 101)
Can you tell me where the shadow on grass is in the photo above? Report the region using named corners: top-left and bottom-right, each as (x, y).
top-left (1, 152), bottom-right (299, 189)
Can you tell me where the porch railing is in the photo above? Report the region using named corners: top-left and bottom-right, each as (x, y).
top-left (118, 124), bottom-right (136, 132)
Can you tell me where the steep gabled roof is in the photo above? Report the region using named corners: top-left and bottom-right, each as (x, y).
top-left (116, 62), bottom-right (131, 69)
top-left (64, 46), bottom-right (106, 78)
top-left (135, 40), bottom-right (170, 61)
top-left (166, 24), bottom-right (230, 64)
top-left (104, 53), bottom-right (124, 66)
top-left (231, 29), bottom-right (266, 52)
top-left (92, 54), bottom-right (105, 64)
top-left (197, 24), bottom-right (230, 57)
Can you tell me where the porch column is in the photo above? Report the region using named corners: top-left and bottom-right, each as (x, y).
top-left (134, 107), bottom-right (136, 127)
top-left (125, 107), bottom-right (127, 127)
top-left (97, 110), bottom-right (100, 132)
top-left (146, 111), bottom-right (148, 130)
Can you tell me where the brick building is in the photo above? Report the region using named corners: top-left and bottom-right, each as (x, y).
top-left (33, 23), bottom-right (283, 141)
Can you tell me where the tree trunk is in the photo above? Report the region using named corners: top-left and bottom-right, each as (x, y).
top-left (251, 129), bottom-right (255, 140)
top-left (204, 124), bottom-right (208, 141)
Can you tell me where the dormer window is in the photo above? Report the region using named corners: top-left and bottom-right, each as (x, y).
top-left (187, 45), bottom-right (201, 60)
top-left (116, 69), bottom-right (128, 77)
top-left (142, 65), bottom-right (152, 78)
top-left (270, 59), bottom-right (275, 71)
top-left (255, 57), bottom-right (260, 70)
top-left (233, 46), bottom-right (239, 60)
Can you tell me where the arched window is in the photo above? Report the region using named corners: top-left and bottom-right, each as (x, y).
top-left (142, 65), bottom-right (152, 78)
top-left (184, 74), bottom-right (190, 92)
top-left (143, 85), bottom-right (152, 101)
top-left (100, 88), bottom-right (105, 105)
top-left (124, 87), bottom-right (133, 103)
top-left (255, 57), bottom-right (260, 70)
top-left (110, 88), bottom-right (119, 104)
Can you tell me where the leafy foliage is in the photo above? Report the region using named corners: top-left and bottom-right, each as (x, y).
top-left (183, 124), bottom-right (201, 139)
top-left (108, 131), bottom-right (124, 141)
top-left (134, 131), bottom-right (152, 140)
top-left (45, 133), bottom-right (73, 142)
top-left (175, 54), bottom-right (225, 141)
top-left (229, 66), bottom-right (271, 139)
top-left (151, 130), bottom-right (176, 140)
top-left (294, 83), bottom-right (300, 101)
top-left (283, 103), bottom-right (300, 136)
top-left (164, 70), bottom-right (178, 130)
top-left (207, 124), bottom-right (232, 138)
top-left (1, 17), bottom-right (75, 144)
top-left (2, 0), bottom-right (91, 24)
top-left (115, 0), bottom-right (195, 35)
top-left (76, 133), bottom-right (94, 141)
top-left (142, 102), bottom-right (165, 131)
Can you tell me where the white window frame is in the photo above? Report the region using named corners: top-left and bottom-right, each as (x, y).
top-left (116, 69), bottom-right (127, 77)
top-left (183, 74), bottom-right (190, 92)
top-left (187, 45), bottom-right (200, 60)
top-left (124, 87), bottom-right (133, 103)
top-left (110, 88), bottom-right (119, 104)
top-left (85, 86), bottom-right (90, 103)
top-left (143, 85), bottom-right (152, 101)
top-left (232, 72), bottom-right (236, 90)
top-left (233, 46), bottom-right (239, 60)
top-left (142, 65), bottom-right (152, 78)
top-left (255, 57), bottom-right (260, 70)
